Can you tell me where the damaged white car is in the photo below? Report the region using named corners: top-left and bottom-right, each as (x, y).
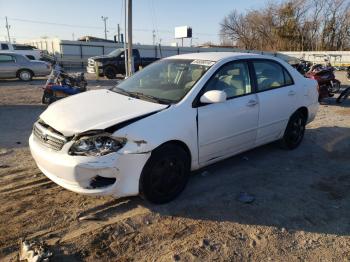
top-left (29, 52), bottom-right (319, 204)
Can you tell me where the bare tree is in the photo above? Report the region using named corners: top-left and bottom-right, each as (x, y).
top-left (220, 0), bottom-right (350, 51)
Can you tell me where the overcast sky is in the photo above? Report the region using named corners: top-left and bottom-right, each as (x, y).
top-left (0, 0), bottom-right (275, 45)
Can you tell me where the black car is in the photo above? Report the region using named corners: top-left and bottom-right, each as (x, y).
top-left (87, 48), bottom-right (159, 79)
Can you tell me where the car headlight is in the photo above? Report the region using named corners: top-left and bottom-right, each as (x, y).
top-left (69, 134), bottom-right (126, 156)
top-left (95, 61), bottom-right (103, 66)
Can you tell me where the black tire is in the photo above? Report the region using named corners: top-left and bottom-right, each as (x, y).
top-left (42, 91), bottom-right (54, 104)
top-left (18, 69), bottom-right (33, 81)
top-left (140, 144), bottom-right (190, 204)
top-left (333, 80), bottom-right (341, 93)
top-left (336, 87), bottom-right (350, 104)
top-left (280, 111), bottom-right (306, 150)
top-left (104, 66), bottom-right (117, 79)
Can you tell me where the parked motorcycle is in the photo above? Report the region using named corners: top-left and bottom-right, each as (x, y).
top-left (305, 64), bottom-right (341, 102)
top-left (335, 66), bottom-right (350, 103)
top-left (294, 60), bottom-right (312, 75)
top-left (42, 63), bottom-right (87, 105)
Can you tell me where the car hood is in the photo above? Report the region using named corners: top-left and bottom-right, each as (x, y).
top-left (89, 55), bottom-right (116, 61)
top-left (40, 89), bottom-right (168, 136)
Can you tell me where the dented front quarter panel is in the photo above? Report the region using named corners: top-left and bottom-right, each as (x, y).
top-left (113, 103), bottom-right (199, 170)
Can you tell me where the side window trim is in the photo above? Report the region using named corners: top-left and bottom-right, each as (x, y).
top-left (250, 58), bottom-right (295, 93)
top-left (283, 68), bottom-right (294, 86)
top-left (192, 59), bottom-right (254, 107)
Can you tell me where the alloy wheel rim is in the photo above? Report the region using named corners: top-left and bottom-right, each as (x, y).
top-left (21, 72), bottom-right (30, 80)
top-left (288, 116), bottom-right (304, 144)
top-left (150, 156), bottom-right (185, 196)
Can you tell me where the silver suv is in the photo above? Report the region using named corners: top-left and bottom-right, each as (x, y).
top-left (0, 52), bottom-right (50, 81)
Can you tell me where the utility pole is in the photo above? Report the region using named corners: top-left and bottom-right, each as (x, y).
top-left (127, 0), bottom-right (133, 76)
top-left (101, 16), bottom-right (108, 40)
top-left (117, 24), bottom-right (121, 42)
top-left (5, 16), bottom-right (11, 43)
top-left (152, 30), bottom-right (156, 45)
top-left (124, 0), bottom-right (128, 76)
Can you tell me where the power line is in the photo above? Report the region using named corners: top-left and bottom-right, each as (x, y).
top-left (2, 17), bottom-right (103, 29)
top-left (1, 16), bottom-right (222, 44)
top-left (2, 16), bottom-right (222, 36)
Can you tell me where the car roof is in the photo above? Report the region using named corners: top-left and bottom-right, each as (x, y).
top-left (166, 52), bottom-right (263, 62)
top-left (0, 52), bottom-right (23, 56)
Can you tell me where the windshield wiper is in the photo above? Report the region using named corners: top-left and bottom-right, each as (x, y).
top-left (111, 87), bottom-right (173, 104)
top-left (128, 91), bottom-right (174, 105)
top-left (112, 87), bottom-right (132, 96)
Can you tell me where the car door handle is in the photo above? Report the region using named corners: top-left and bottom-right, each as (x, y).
top-left (288, 90), bottom-right (296, 96)
top-left (246, 100), bottom-right (258, 107)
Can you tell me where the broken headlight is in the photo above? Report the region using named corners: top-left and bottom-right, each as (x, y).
top-left (69, 135), bottom-right (126, 156)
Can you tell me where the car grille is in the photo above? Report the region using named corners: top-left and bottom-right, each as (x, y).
top-left (33, 122), bottom-right (67, 151)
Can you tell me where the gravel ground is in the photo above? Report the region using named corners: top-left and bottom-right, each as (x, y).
top-left (0, 72), bottom-right (349, 261)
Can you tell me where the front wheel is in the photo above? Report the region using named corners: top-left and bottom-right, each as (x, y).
top-left (280, 111), bottom-right (306, 150)
top-left (104, 66), bottom-right (117, 79)
top-left (330, 80), bottom-right (341, 93)
top-left (140, 144), bottom-right (190, 204)
top-left (42, 90), bottom-right (55, 104)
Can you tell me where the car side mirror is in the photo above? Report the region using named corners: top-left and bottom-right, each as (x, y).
top-left (200, 90), bottom-right (227, 104)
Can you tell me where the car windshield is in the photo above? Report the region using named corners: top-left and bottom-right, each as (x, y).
top-left (108, 49), bottom-right (123, 57)
top-left (111, 59), bottom-right (213, 104)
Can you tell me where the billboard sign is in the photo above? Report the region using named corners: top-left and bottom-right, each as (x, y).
top-left (175, 26), bottom-right (192, 39)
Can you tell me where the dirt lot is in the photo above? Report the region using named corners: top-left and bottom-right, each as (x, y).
top-left (0, 72), bottom-right (349, 261)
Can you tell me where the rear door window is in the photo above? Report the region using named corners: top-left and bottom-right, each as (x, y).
top-left (0, 54), bottom-right (14, 62)
top-left (253, 60), bottom-right (294, 91)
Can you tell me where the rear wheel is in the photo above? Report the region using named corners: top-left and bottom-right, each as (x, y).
top-left (18, 70), bottom-right (33, 81)
top-left (280, 111), bottom-right (306, 150)
top-left (336, 87), bottom-right (350, 104)
top-left (140, 144), bottom-right (190, 204)
top-left (104, 66), bottom-right (117, 79)
top-left (332, 80), bottom-right (341, 93)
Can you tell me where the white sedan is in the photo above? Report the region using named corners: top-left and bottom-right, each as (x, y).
top-left (29, 52), bottom-right (319, 204)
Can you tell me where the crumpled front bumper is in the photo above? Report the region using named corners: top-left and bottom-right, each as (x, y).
top-left (29, 134), bottom-right (151, 197)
